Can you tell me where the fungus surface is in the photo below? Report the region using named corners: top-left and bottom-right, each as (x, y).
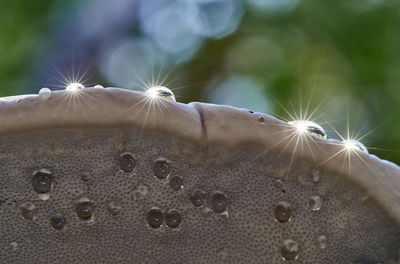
top-left (0, 88), bottom-right (399, 263)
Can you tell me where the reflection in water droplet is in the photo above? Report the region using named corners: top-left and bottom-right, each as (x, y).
top-left (317, 235), bottom-right (327, 249)
top-left (165, 209), bottom-right (182, 228)
top-left (38, 88), bottom-right (51, 100)
top-left (76, 198), bottom-right (94, 220)
top-left (153, 158), bottom-right (171, 179)
top-left (210, 192), bottom-right (228, 214)
top-left (288, 120), bottom-right (327, 139)
top-left (280, 239), bottom-right (299, 261)
top-left (51, 213), bottom-right (66, 230)
top-left (32, 169), bottom-right (53, 200)
top-left (145, 86), bottom-right (176, 101)
top-left (312, 169), bottom-right (320, 183)
top-left (189, 189), bottom-right (206, 208)
top-left (10, 242), bottom-right (18, 251)
top-left (20, 202), bottom-right (37, 220)
top-left (309, 196), bottom-right (322, 211)
top-left (274, 201), bottom-right (292, 223)
top-left (107, 201), bottom-right (122, 216)
top-left (130, 183), bottom-right (149, 201)
top-left (169, 176), bottom-right (183, 191)
top-left (146, 207), bottom-right (163, 228)
top-left (342, 139), bottom-right (369, 153)
top-left (119, 152), bottom-right (136, 173)
top-left (274, 178), bottom-right (283, 188)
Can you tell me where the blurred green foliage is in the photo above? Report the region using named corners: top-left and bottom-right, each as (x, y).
top-left (0, 0), bottom-right (399, 164)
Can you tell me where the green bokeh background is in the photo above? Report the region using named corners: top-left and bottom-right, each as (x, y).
top-left (0, 0), bottom-right (399, 164)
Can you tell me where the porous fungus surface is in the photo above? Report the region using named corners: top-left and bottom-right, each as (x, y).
top-left (0, 88), bottom-right (399, 263)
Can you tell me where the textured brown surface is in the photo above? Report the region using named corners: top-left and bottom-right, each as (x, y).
top-left (0, 88), bottom-right (399, 263)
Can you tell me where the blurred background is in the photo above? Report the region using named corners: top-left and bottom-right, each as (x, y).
top-left (0, 0), bottom-right (399, 164)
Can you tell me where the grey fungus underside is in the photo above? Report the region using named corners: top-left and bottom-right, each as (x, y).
top-left (0, 87), bottom-right (400, 263)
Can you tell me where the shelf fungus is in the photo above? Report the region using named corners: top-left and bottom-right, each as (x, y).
top-left (0, 87), bottom-right (399, 263)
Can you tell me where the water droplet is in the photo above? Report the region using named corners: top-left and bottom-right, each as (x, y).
top-left (51, 213), bottom-right (66, 230)
top-left (10, 242), bottom-right (18, 251)
top-left (258, 116), bottom-right (265, 122)
top-left (210, 192), bottom-right (228, 214)
top-left (274, 201), bottom-right (292, 223)
top-left (66, 82), bottom-right (84, 92)
top-left (169, 176), bottom-right (183, 191)
top-left (107, 201), bottom-right (121, 216)
top-left (189, 189), bottom-right (206, 208)
top-left (38, 88), bottom-right (51, 100)
top-left (309, 196), bottom-right (322, 211)
top-left (3, 199), bottom-right (17, 210)
top-left (81, 171), bottom-right (91, 181)
top-left (145, 86), bottom-right (176, 101)
top-left (19, 202), bottom-right (37, 220)
top-left (94, 84), bottom-right (104, 88)
top-left (130, 183), bottom-right (149, 200)
top-left (317, 235), bottom-right (327, 249)
top-left (153, 158), bottom-right (170, 179)
top-left (312, 169), bottom-right (320, 183)
top-left (165, 209), bottom-right (182, 228)
top-left (274, 178), bottom-right (283, 188)
top-left (280, 239), bottom-right (299, 261)
top-left (32, 169), bottom-right (53, 200)
top-left (119, 152), bottom-right (136, 173)
top-left (76, 198), bottom-right (94, 220)
top-left (288, 120), bottom-right (327, 139)
top-left (146, 207), bottom-right (163, 228)
top-left (342, 139), bottom-right (368, 153)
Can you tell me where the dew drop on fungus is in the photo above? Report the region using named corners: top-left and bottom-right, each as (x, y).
top-left (165, 209), bottom-right (182, 228)
top-left (309, 196), bottom-right (322, 211)
top-left (153, 158), bottom-right (170, 179)
top-left (94, 84), bottom-right (104, 88)
top-left (130, 183), bottom-right (149, 201)
top-left (274, 178), bottom-right (283, 188)
top-left (107, 201), bottom-right (122, 216)
top-left (4, 199), bottom-right (17, 210)
top-left (51, 213), bottom-right (66, 230)
top-left (10, 242), bottom-right (18, 251)
top-left (19, 202), bottom-right (37, 220)
top-left (119, 152), bottom-right (136, 173)
top-left (32, 169), bottom-right (53, 199)
top-left (189, 189), bottom-right (206, 208)
top-left (38, 87), bottom-right (51, 100)
top-left (210, 192), bottom-right (228, 214)
top-left (288, 120), bottom-right (327, 139)
top-left (274, 201), bottom-right (292, 223)
top-left (80, 171), bottom-right (91, 182)
top-left (312, 169), bottom-right (321, 183)
top-left (76, 198), bottom-right (94, 220)
top-left (342, 139), bottom-right (369, 153)
top-left (169, 176), bottom-right (183, 191)
top-left (280, 239), bottom-right (299, 261)
top-left (145, 86), bottom-right (176, 101)
top-left (66, 82), bottom-right (84, 91)
top-left (146, 207), bottom-right (163, 228)
top-left (317, 235), bottom-right (327, 249)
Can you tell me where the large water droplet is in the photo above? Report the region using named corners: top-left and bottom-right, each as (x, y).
top-left (280, 239), bottom-right (299, 261)
top-left (342, 139), bottom-right (368, 153)
top-left (119, 152), bottom-right (136, 173)
top-left (274, 201), bottom-right (292, 223)
top-left (66, 82), bottom-right (84, 92)
top-left (288, 120), bottom-right (327, 139)
top-left (165, 209), bottom-right (182, 228)
top-left (146, 207), bottom-right (163, 228)
top-left (94, 84), bottom-right (104, 88)
top-left (145, 86), bottom-right (176, 101)
top-left (210, 192), bottom-right (228, 214)
top-left (130, 183), bottom-right (149, 200)
top-left (169, 176), bottom-right (183, 191)
top-left (32, 169), bottom-right (53, 200)
top-left (317, 235), bottom-right (327, 249)
top-left (19, 202), bottom-right (37, 220)
top-left (51, 213), bottom-right (66, 230)
top-left (76, 198), bottom-right (94, 221)
top-left (153, 158), bottom-right (170, 179)
top-left (107, 201), bottom-right (122, 216)
top-left (38, 88), bottom-right (51, 100)
top-left (189, 189), bottom-right (206, 208)
top-left (309, 196), bottom-right (322, 211)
